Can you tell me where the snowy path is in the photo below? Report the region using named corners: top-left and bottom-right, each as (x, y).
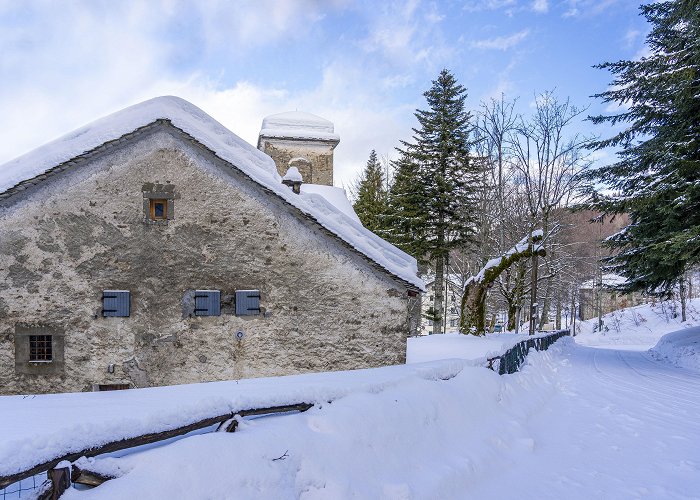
top-left (466, 343), bottom-right (700, 500)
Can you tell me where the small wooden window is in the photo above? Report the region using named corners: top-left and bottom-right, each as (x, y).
top-left (150, 199), bottom-right (168, 220)
top-left (236, 290), bottom-right (261, 316)
top-left (29, 335), bottom-right (52, 362)
top-left (102, 290), bottom-right (130, 317)
top-left (194, 290), bottom-right (221, 316)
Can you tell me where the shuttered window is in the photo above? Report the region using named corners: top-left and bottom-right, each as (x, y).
top-left (195, 290), bottom-right (221, 316)
top-left (236, 290), bottom-right (261, 316)
top-left (102, 290), bottom-right (130, 317)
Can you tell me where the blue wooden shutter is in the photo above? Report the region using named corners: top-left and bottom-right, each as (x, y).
top-left (103, 291), bottom-right (130, 317)
top-left (236, 290), bottom-right (260, 316)
top-left (195, 290), bottom-right (221, 316)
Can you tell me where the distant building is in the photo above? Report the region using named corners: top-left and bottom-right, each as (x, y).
top-left (578, 273), bottom-right (646, 320)
top-left (420, 277), bottom-right (464, 335)
top-left (0, 97), bottom-right (423, 395)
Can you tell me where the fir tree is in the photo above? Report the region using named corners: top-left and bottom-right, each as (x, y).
top-left (352, 150), bottom-right (388, 233)
top-left (395, 69), bottom-right (479, 334)
top-left (584, 1), bottom-right (700, 294)
top-left (380, 151), bottom-right (428, 257)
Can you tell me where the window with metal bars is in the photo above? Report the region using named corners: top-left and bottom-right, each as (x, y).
top-left (29, 335), bottom-right (52, 362)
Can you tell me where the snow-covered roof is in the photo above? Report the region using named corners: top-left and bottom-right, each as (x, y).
top-left (580, 273), bottom-right (628, 290)
top-left (0, 96), bottom-right (422, 290)
top-left (300, 184), bottom-right (361, 225)
top-left (259, 111), bottom-right (340, 142)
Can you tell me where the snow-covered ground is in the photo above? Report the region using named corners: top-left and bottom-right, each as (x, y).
top-left (576, 297), bottom-right (700, 350)
top-left (406, 331), bottom-right (555, 364)
top-left (2, 302), bottom-right (699, 499)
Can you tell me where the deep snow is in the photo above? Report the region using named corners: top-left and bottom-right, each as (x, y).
top-left (54, 333), bottom-right (700, 500)
top-left (2, 302), bottom-right (699, 499)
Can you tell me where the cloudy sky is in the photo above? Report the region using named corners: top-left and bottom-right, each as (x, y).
top-left (0, 0), bottom-right (648, 189)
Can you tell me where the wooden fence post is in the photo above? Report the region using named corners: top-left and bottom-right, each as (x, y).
top-left (40, 461), bottom-right (71, 500)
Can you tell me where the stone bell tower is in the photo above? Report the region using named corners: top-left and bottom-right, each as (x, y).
top-left (257, 111), bottom-right (340, 186)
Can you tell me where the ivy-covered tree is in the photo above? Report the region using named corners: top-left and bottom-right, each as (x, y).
top-left (583, 1), bottom-right (700, 294)
top-left (395, 69), bottom-right (479, 334)
top-left (352, 150), bottom-right (388, 233)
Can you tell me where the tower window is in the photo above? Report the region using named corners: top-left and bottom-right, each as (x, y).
top-left (142, 183), bottom-right (175, 222)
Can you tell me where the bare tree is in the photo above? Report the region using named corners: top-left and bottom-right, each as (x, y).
top-left (508, 91), bottom-right (593, 333)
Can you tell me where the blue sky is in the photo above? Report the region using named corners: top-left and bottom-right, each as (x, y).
top-left (0, 0), bottom-right (649, 188)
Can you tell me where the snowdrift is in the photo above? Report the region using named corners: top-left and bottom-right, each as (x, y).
top-left (649, 327), bottom-right (700, 372)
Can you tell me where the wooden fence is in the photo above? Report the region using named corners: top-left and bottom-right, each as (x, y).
top-left (486, 330), bottom-right (570, 375)
top-left (0, 403), bottom-right (313, 499)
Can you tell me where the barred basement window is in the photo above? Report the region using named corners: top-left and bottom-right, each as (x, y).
top-left (29, 335), bottom-right (52, 362)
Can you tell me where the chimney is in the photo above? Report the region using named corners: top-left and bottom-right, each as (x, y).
top-left (282, 166), bottom-right (303, 194)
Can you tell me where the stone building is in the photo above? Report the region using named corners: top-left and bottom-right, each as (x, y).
top-left (257, 111), bottom-right (339, 186)
top-left (0, 96), bottom-right (423, 395)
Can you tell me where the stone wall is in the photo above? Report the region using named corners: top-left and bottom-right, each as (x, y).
top-left (259, 138), bottom-right (336, 186)
top-left (0, 126), bottom-right (414, 395)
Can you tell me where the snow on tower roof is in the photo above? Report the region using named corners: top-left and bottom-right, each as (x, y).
top-left (259, 111), bottom-right (340, 142)
top-left (0, 96), bottom-right (422, 290)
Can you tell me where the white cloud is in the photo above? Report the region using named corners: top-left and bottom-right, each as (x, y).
top-left (192, 0), bottom-right (334, 53)
top-left (358, 0), bottom-right (452, 69)
top-left (563, 0), bottom-right (621, 18)
top-left (470, 29), bottom-right (530, 50)
top-left (463, 0), bottom-right (517, 12)
top-left (532, 0), bottom-right (549, 13)
top-left (481, 58), bottom-right (520, 101)
top-left (623, 29), bottom-right (641, 49)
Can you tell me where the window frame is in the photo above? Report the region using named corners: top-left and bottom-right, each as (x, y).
top-left (149, 199), bottom-right (168, 220)
top-left (142, 185), bottom-right (175, 223)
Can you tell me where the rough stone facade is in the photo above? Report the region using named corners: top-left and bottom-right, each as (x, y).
top-left (258, 138), bottom-right (337, 186)
top-left (0, 125), bottom-right (417, 395)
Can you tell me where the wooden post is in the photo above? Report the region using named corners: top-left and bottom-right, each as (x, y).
top-left (40, 463), bottom-right (71, 500)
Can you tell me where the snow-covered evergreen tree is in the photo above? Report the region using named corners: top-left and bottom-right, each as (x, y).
top-left (584, 0), bottom-right (700, 294)
top-left (352, 150), bottom-right (388, 233)
top-left (394, 69), bottom-right (479, 334)
top-left (380, 151), bottom-right (428, 258)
